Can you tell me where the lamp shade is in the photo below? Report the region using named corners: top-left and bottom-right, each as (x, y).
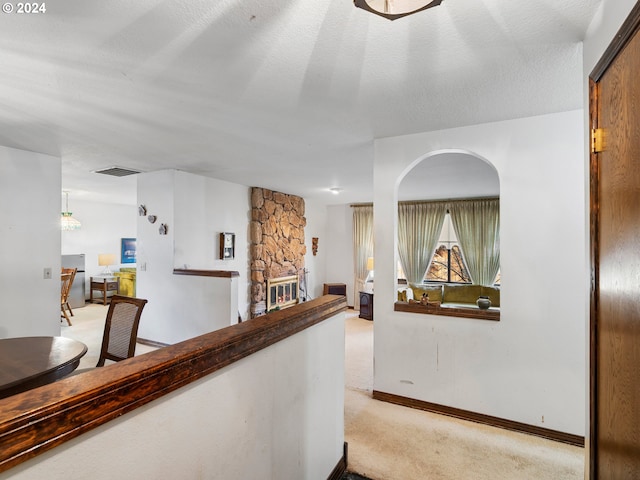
top-left (366, 257), bottom-right (374, 271)
top-left (354, 0), bottom-right (443, 20)
top-left (98, 254), bottom-right (117, 266)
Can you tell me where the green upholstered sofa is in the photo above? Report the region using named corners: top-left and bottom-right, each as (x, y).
top-left (398, 283), bottom-right (500, 309)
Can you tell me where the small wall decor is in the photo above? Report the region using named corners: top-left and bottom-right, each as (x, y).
top-left (159, 223), bottom-right (168, 235)
top-left (312, 237), bottom-right (318, 256)
top-left (220, 232), bottom-right (235, 259)
top-left (121, 237), bottom-right (137, 264)
top-left (138, 205), bottom-right (147, 216)
top-left (148, 215), bottom-right (157, 224)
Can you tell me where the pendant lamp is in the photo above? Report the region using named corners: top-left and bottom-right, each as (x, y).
top-left (61, 191), bottom-right (82, 231)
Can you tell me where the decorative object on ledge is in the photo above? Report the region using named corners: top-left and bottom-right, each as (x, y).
top-left (354, 0), bottom-right (444, 21)
top-left (220, 232), bottom-right (235, 259)
top-left (147, 215), bottom-right (157, 224)
top-left (138, 205), bottom-right (147, 216)
top-left (159, 223), bottom-right (168, 235)
top-left (476, 295), bottom-right (491, 310)
top-left (312, 237), bottom-right (318, 256)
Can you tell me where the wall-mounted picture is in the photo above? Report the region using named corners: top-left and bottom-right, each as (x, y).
top-left (219, 232), bottom-right (235, 259)
top-left (121, 237), bottom-right (137, 264)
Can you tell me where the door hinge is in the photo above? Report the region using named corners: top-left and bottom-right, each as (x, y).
top-left (592, 128), bottom-right (606, 153)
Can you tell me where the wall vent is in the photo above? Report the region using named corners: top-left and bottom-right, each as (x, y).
top-left (93, 166), bottom-right (141, 177)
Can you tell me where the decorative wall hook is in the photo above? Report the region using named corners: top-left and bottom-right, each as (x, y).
top-left (138, 205), bottom-right (147, 216)
top-left (159, 223), bottom-right (168, 235)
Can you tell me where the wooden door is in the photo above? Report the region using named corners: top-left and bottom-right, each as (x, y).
top-left (590, 4), bottom-right (640, 478)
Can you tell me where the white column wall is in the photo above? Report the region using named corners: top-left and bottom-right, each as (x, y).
top-left (0, 312), bottom-right (346, 480)
top-left (373, 110), bottom-right (586, 435)
top-left (136, 170), bottom-right (248, 344)
top-left (0, 145), bottom-right (61, 338)
top-left (303, 198), bottom-right (328, 302)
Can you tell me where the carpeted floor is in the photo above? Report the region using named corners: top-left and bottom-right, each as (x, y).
top-left (342, 313), bottom-right (585, 480)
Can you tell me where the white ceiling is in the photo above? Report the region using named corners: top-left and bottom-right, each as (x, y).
top-left (0, 0), bottom-right (600, 206)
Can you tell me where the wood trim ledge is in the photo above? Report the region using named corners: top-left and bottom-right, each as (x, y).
top-left (0, 296), bottom-right (347, 474)
top-left (373, 390), bottom-right (584, 447)
top-left (326, 442), bottom-right (348, 480)
top-left (394, 302), bottom-right (500, 321)
top-left (173, 268), bottom-right (239, 278)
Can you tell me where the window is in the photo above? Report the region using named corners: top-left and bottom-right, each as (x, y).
top-left (398, 213), bottom-right (500, 285)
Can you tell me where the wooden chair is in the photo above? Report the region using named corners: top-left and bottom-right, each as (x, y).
top-left (96, 295), bottom-right (148, 367)
top-left (61, 267), bottom-right (77, 319)
top-left (60, 272), bottom-right (74, 326)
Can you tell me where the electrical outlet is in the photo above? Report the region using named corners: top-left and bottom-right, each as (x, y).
top-left (43, 267), bottom-right (52, 279)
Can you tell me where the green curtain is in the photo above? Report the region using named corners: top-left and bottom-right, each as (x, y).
top-left (352, 205), bottom-right (374, 301)
top-left (398, 202), bottom-right (446, 285)
top-left (449, 198), bottom-right (500, 286)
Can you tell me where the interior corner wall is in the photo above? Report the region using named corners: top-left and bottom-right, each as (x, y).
top-left (324, 204), bottom-right (355, 307)
top-left (302, 198), bottom-right (328, 302)
top-left (136, 170), bottom-right (250, 344)
top-left (372, 110), bottom-right (587, 436)
top-left (0, 145), bottom-right (61, 338)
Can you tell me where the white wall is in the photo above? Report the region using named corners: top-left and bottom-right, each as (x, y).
top-left (371, 110), bottom-right (586, 435)
top-left (61, 199), bottom-right (137, 297)
top-left (303, 198), bottom-right (328, 302)
top-left (324, 204), bottom-right (355, 307)
top-left (0, 311), bottom-right (346, 480)
top-left (136, 170), bottom-right (248, 344)
top-left (0, 145), bottom-right (61, 338)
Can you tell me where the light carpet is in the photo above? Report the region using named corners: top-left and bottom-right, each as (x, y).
top-left (343, 313), bottom-right (585, 480)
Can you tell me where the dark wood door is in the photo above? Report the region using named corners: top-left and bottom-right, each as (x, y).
top-left (590, 6), bottom-right (640, 478)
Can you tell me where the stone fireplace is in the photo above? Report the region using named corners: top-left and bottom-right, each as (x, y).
top-left (250, 188), bottom-right (306, 317)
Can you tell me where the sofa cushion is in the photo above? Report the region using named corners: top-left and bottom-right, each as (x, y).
top-left (410, 284), bottom-right (443, 303)
top-left (442, 284), bottom-right (500, 308)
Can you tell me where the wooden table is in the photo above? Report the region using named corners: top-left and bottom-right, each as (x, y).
top-left (0, 336), bottom-right (88, 399)
top-left (90, 276), bottom-right (120, 305)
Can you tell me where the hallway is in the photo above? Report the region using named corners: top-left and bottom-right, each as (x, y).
top-left (343, 313), bottom-right (584, 480)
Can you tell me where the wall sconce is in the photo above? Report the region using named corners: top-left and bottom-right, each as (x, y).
top-left (354, 0), bottom-right (444, 21)
top-left (98, 253), bottom-right (117, 275)
top-left (312, 237), bottom-right (319, 256)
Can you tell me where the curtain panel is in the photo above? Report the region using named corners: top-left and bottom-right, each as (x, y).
top-left (397, 202), bottom-right (447, 285)
top-left (352, 205), bottom-right (374, 301)
top-left (449, 198), bottom-right (500, 286)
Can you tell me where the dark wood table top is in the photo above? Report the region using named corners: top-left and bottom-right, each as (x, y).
top-left (0, 336), bottom-right (88, 399)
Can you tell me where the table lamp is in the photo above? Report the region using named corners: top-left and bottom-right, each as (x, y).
top-left (364, 257), bottom-right (374, 293)
top-left (98, 253), bottom-right (117, 275)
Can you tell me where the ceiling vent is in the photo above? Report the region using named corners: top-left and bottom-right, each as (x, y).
top-left (93, 166), bottom-right (141, 177)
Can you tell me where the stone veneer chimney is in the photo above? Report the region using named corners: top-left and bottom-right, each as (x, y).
top-left (250, 187), bottom-right (306, 317)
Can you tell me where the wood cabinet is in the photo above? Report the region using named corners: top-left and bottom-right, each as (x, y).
top-left (359, 291), bottom-right (373, 321)
top-left (90, 276), bottom-right (119, 305)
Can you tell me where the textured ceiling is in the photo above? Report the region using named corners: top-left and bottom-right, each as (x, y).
top-left (0, 0), bottom-right (600, 205)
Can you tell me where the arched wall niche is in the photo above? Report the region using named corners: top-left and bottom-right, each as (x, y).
top-left (393, 149), bottom-right (501, 307)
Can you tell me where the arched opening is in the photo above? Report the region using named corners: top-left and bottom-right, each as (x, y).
top-left (395, 150), bottom-right (501, 319)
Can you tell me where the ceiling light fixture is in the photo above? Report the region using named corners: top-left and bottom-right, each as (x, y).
top-left (354, 0), bottom-right (443, 20)
top-left (61, 191), bottom-right (82, 231)
top-left (329, 187), bottom-right (343, 195)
